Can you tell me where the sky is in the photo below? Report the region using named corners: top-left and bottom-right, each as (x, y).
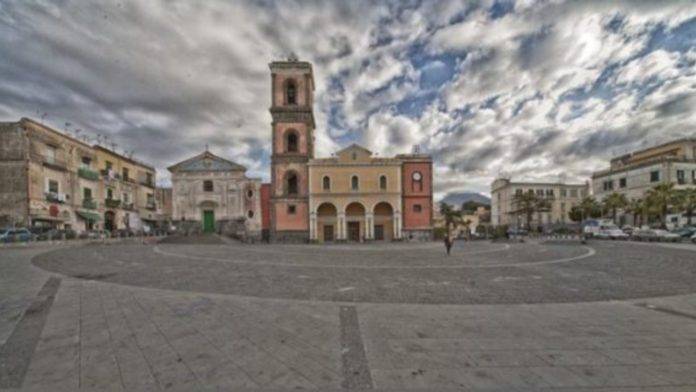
top-left (1, 0), bottom-right (695, 198)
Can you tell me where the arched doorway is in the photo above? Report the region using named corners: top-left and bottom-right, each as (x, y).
top-left (316, 203), bottom-right (337, 242)
top-left (345, 202), bottom-right (366, 242)
top-left (104, 211), bottom-right (116, 232)
top-left (373, 202), bottom-right (394, 241)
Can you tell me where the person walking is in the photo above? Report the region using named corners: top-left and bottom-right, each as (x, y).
top-left (444, 236), bottom-right (452, 256)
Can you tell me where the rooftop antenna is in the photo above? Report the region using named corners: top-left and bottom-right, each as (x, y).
top-left (205, 143), bottom-right (209, 152)
top-left (41, 112), bottom-right (47, 120)
top-left (96, 134), bottom-right (103, 145)
top-left (288, 52), bottom-right (299, 61)
top-left (412, 144), bottom-right (421, 154)
top-left (110, 142), bottom-right (117, 151)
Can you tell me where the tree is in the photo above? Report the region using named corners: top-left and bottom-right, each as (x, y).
top-left (602, 192), bottom-right (628, 225)
top-left (646, 183), bottom-right (676, 228)
top-left (674, 188), bottom-right (696, 226)
top-left (512, 191), bottom-right (540, 231)
top-left (569, 205), bottom-right (583, 223)
top-left (626, 198), bottom-right (645, 228)
top-left (579, 196), bottom-right (601, 222)
top-left (439, 202), bottom-right (464, 239)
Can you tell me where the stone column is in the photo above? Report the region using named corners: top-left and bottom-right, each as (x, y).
top-left (365, 213), bottom-right (374, 240)
top-left (338, 212), bottom-right (346, 240)
top-left (309, 211), bottom-right (317, 240)
top-left (394, 211), bottom-right (402, 239)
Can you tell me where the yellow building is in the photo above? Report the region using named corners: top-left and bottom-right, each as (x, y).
top-left (308, 144), bottom-right (402, 242)
top-left (93, 146), bottom-right (157, 231)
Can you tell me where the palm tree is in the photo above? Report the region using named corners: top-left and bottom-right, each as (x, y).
top-left (674, 188), bottom-right (696, 226)
top-left (645, 183), bottom-right (675, 228)
top-left (626, 198), bottom-right (645, 228)
top-left (439, 202), bottom-right (464, 239)
top-left (578, 196), bottom-right (601, 222)
top-left (512, 191), bottom-right (540, 231)
top-left (602, 192), bottom-right (628, 225)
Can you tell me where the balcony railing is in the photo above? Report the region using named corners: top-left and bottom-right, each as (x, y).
top-left (122, 202), bottom-right (135, 211)
top-left (45, 192), bottom-right (66, 203)
top-left (140, 179), bottom-right (155, 188)
top-left (82, 198), bottom-right (97, 210)
top-left (78, 167), bottom-right (100, 181)
top-left (146, 202), bottom-right (157, 211)
top-left (104, 198), bottom-right (121, 208)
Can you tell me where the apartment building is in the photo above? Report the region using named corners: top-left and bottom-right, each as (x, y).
top-left (491, 178), bottom-right (588, 228)
top-left (0, 117), bottom-right (160, 232)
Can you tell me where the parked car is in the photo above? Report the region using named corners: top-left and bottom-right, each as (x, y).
top-left (596, 228), bottom-right (629, 240)
top-left (621, 226), bottom-right (636, 235)
top-left (692, 232), bottom-right (696, 244)
top-left (671, 226), bottom-right (696, 238)
top-left (652, 229), bottom-right (681, 242)
top-left (0, 228), bottom-right (34, 243)
top-left (36, 229), bottom-right (77, 241)
top-left (507, 228), bottom-right (528, 237)
top-left (632, 229), bottom-right (659, 242)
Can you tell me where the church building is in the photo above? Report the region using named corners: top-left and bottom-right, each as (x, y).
top-left (267, 58), bottom-right (433, 242)
top-left (168, 150), bottom-right (262, 238)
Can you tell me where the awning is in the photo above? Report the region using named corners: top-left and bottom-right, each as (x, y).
top-left (77, 211), bottom-right (101, 222)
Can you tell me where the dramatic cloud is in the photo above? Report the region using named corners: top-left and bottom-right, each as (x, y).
top-left (0, 0), bottom-right (694, 198)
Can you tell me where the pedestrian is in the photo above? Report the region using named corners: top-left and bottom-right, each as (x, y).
top-left (444, 236), bottom-right (452, 256)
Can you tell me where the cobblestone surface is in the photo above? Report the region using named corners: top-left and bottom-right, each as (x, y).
top-left (2, 240), bottom-right (696, 390)
top-left (32, 240), bottom-right (696, 304)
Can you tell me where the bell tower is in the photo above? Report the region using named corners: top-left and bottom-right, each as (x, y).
top-left (269, 57), bottom-right (315, 242)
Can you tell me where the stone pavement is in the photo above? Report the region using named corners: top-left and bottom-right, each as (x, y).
top-left (2, 241), bottom-right (696, 390)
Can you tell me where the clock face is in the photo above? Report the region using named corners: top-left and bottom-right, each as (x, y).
top-left (412, 172), bottom-right (422, 181)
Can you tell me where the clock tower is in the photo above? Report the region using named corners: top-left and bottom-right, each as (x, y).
top-left (268, 58), bottom-right (315, 242)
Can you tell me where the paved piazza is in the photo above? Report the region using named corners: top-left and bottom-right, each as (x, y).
top-left (2, 238), bottom-right (696, 390)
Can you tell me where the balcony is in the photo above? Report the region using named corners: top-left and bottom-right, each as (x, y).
top-left (45, 192), bottom-right (66, 203)
top-left (104, 198), bottom-right (121, 209)
top-left (33, 153), bottom-right (67, 171)
top-left (122, 202), bottom-right (135, 211)
top-left (146, 202), bottom-right (157, 211)
top-left (78, 167), bottom-right (100, 181)
top-left (139, 179), bottom-right (155, 188)
top-left (82, 198), bottom-right (97, 210)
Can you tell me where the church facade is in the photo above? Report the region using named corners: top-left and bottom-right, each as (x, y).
top-left (168, 151), bottom-right (262, 238)
top-left (267, 59), bottom-right (433, 242)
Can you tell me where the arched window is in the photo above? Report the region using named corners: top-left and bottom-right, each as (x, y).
top-left (351, 175), bottom-right (359, 190)
top-left (286, 131), bottom-right (298, 153)
top-left (287, 173), bottom-right (298, 195)
top-left (379, 175), bottom-right (387, 190)
top-left (203, 180), bottom-right (214, 192)
top-left (286, 80), bottom-right (297, 105)
top-left (322, 176), bottom-right (331, 191)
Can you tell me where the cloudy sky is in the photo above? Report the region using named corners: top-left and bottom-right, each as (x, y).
top-left (1, 1), bottom-right (695, 198)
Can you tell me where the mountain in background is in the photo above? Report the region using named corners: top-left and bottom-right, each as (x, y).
top-left (438, 192), bottom-right (491, 207)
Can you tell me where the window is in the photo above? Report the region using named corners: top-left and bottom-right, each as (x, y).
top-left (81, 156), bottom-right (91, 166)
top-left (246, 189), bottom-right (254, 199)
top-left (287, 173), bottom-right (298, 195)
top-left (47, 179), bottom-right (59, 193)
top-left (570, 189), bottom-right (578, 197)
top-left (515, 189), bottom-right (523, 195)
top-left (122, 193), bottom-right (129, 203)
top-left (650, 170), bottom-right (660, 183)
top-left (619, 178), bottom-right (627, 188)
top-left (413, 204), bottom-right (422, 213)
top-left (203, 180), bottom-right (214, 192)
top-left (379, 175), bottom-right (387, 190)
top-left (45, 145), bottom-right (56, 164)
top-left (287, 205), bottom-right (296, 214)
top-left (677, 170), bottom-right (685, 185)
top-left (322, 176), bottom-right (331, 191)
top-left (83, 188), bottom-right (92, 200)
top-left (286, 132), bottom-right (298, 153)
top-left (105, 161), bottom-right (113, 170)
top-left (122, 167), bottom-right (129, 181)
top-left (146, 172), bottom-right (153, 186)
top-left (247, 210), bottom-right (254, 219)
top-left (107, 188), bottom-right (114, 199)
top-left (351, 152), bottom-right (357, 160)
top-left (286, 80), bottom-right (297, 105)
top-left (560, 189), bottom-right (567, 198)
top-left (351, 175), bottom-right (359, 190)
top-left (603, 180), bottom-right (614, 191)
top-left (536, 189), bottom-right (544, 196)
top-left (546, 189), bottom-right (554, 197)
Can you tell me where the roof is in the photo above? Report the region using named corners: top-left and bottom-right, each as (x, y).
top-left (167, 151), bottom-right (246, 173)
top-left (93, 145), bottom-right (156, 171)
top-left (336, 144), bottom-right (373, 155)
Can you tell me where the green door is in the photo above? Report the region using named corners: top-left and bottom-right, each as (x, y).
top-left (203, 210), bottom-right (215, 233)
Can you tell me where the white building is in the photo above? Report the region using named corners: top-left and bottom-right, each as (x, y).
top-left (592, 138), bottom-right (696, 201)
top-left (491, 178), bottom-right (588, 229)
top-left (168, 151), bottom-right (262, 236)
